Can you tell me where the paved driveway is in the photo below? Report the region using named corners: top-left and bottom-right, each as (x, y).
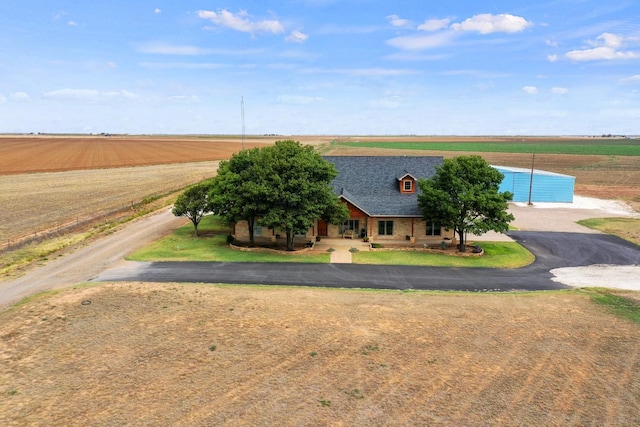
top-left (93, 231), bottom-right (640, 292)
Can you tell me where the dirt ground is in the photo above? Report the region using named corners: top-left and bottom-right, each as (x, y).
top-left (1, 135), bottom-right (639, 425)
top-left (1, 283), bottom-right (640, 427)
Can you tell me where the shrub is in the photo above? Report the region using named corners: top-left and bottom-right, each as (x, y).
top-left (371, 243), bottom-right (384, 248)
top-left (226, 234), bottom-right (235, 244)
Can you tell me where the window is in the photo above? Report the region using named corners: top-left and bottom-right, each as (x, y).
top-left (403, 180), bottom-right (413, 191)
top-left (253, 224), bottom-right (262, 236)
top-left (341, 219), bottom-right (360, 234)
top-left (378, 220), bottom-right (394, 236)
top-left (426, 221), bottom-right (441, 236)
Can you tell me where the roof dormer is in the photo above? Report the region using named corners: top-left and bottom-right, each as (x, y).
top-left (398, 172), bottom-right (417, 194)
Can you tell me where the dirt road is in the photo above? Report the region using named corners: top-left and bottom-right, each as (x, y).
top-left (0, 209), bottom-right (187, 309)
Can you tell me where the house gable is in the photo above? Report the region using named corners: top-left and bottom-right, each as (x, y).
top-left (323, 156), bottom-right (444, 217)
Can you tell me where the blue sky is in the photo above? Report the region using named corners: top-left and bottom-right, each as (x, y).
top-left (1, 0), bottom-right (639, 135)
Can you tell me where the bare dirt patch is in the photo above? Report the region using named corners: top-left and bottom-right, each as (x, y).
top-left (1, 284), bottom-right (639, 426)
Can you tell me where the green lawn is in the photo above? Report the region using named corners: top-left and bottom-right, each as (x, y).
top-left (127, 216), bottom-right (330, 263)
top-left (129, 216), bottom-right (534, 267)
top-left (577, 217), bottom-right (640, 246)
top-left (352, 242), bottom-right (535, 268)
top-left (332, 139), bottom-right (640, 156)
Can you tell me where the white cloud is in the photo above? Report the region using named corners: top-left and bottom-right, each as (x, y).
top-left (551, 87), bottom-right (569, 94)
top-left (620, 75), bottom-right (640, 84)
top-left (43, 89), bottom-right (140, 101)
top-left (370, 96), bottom-right (401, 109)
top-left (418, 18), bottom-right (451, 32)
top-left (565, 33), bottom-right (640, 61)
top-left (522, 86), bottom-right (539, 95)
top-left (168, 95), bottom-right (200, 103)
top-left (286, 30), bottom-right (308, 43)
top-left (277, 95), bottom-right (323, 104)
top-left (10, 92), bottom-right (30, 102)
top-left (387, 14), bottom-right (413, 29)
top-left (154, 8), bottom-right (161, 14)
top-left (546, 39), bottom-right (558, 48)
top-left (139, 43), bottom-right (212, 55)
top-left (106, 62), bottom-right (118, 69)
top-left (547, 54), bottom-right (559, 62)
top-left (451, 14), bottom-right (532, 35)
top-left (138, 62), bottom-right (227, 70)
top-left (0, 94), bottom-right (6, 104)
top-left (386, 31), bottom-right (455, 51)
top-left (68, 20), bottom-right (78, 26)
top-left (197, 9), bottom-right (284, 34)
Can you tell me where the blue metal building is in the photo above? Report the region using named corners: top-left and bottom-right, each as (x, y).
top-left (493, 165), bottom-right (575, 203)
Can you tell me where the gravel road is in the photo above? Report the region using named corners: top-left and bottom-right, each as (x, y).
top-left (0, 209), bottom-right (188, 309)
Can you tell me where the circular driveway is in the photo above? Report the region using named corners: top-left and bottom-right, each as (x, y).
top-left (93, 231), bottom-right (640, 292)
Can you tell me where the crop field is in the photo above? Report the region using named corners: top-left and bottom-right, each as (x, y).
top-left (1, 134), bottom-right (638, 249)
top-left (331, 138), bottom-right (640, 156)
top-left (0, 135), bottom-right (272, 175)
top-left (0, 135), bottom-right (278, 248)
top-left (2, 284), bottom-right (640, 426)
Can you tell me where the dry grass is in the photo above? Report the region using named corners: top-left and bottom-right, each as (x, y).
top-left (1, 283), bottom-right (640, 426)
top-left (0, 162), bottom-right (220, 243)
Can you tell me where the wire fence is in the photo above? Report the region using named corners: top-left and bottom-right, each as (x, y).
top-left (0, 186), bottom-right (183, 255)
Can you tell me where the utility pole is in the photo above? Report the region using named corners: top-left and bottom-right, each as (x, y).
top-left (241, 96), bottom-right (245, 150)
top-left (528, 153), bottom-right (535, 205)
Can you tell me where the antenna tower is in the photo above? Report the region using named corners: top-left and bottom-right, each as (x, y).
top-left (241, 96), bottom-right (245, 150)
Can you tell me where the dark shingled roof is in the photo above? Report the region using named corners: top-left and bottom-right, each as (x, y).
top-left (323, 156), bottom-right (444, 217)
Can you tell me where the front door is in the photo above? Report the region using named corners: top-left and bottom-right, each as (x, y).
top-left (318, 220), bottom-right (328, 236)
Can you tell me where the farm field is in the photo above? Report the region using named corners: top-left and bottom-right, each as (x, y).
top-left (1, 283), bottom-right (639, 426)
top-left (0, 135), bottom-right (282, 248)
top-left (1, 135), bottom-right (638, 250)
top-left (0, 135), bottom-right (272, 175)
top-left (0, 161), bottom-right (219, 244)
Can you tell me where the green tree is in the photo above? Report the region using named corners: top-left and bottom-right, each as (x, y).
top-left (210, 140), bottom-right (348, 251)
top-left (258, 140), bottom-right (348, 250)
top-left (172, 181), bottom-right (213, 236)
top-left (209, 147), bottom-right (268, 247)
top-left (417, 155), bottom-right (514, 252)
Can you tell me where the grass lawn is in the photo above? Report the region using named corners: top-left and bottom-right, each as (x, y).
top-left (577, 217), bottom-right (640, 246)
top-left (352, 242), bottom-right (535, 268)
top-left (127, 215), bottom-right (330, 263)
top-left (129, 216), bottom-right (534, 267)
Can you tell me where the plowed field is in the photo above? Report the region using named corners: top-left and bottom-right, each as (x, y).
top-left (0, 136), bottom-right (271, 175)
top-left (1, 284), bottom-right (639, 426)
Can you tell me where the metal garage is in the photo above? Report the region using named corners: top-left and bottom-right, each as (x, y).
top-left (493, 165), bottom-right (575, 203)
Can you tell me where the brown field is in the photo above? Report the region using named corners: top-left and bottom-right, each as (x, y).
top-left (0, 135), bottom-right (278, 247)
top-left (1, 283), bottom-right (639, 426)
top-left (1, 136), bottom-right (640, 425)
top-left (0, 135), bottom-right (273, 175)
top-left (1, 135), bottom-right (638, 248)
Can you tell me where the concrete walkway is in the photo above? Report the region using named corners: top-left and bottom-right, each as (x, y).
top-left (312, 238), bottom-right (370, 264)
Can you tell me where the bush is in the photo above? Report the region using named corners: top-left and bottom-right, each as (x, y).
top-left (371, 243), bottom-right (384, 248)
top-left (226, 234), bottom-right (235, 244)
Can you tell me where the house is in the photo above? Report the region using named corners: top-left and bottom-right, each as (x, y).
top-left (319, 156), bottom-right (454, 243)
top-left (233, 155), bottom-right (456, 244)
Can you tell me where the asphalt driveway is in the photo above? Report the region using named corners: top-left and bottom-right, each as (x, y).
top-left (93, 231), bottom-right (640, 292)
